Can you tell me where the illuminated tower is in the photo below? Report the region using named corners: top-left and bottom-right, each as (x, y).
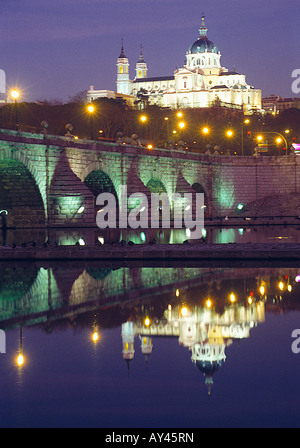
top-left (135, 45), bottom-right (148, 79)
top-left (191, 325), bottom-right (226, 395)
top-left (140, 335), bottom-right (153, 368)
top-left (116, 40), bottom-right (131, 95)
top-left (121, 321), bottom-right (135, 373)
top-left (185, 14), bottom-right (221, 72)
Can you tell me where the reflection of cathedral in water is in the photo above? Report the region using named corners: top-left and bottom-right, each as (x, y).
top-left (122, 301), bottom-right (265, 394)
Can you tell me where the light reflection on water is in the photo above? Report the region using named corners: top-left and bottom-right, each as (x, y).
top-left (2, 225), bottom-right (300, 246)
top-left (0, 264), bottom-right (300, 427)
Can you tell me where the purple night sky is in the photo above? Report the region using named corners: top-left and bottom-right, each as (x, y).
top-left (0, 0), bottom-right (299, 103)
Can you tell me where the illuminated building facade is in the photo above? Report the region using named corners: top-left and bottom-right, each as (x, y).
top-left (87, 15), bottom-right (261, 113)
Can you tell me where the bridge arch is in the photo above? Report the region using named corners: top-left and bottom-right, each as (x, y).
top-left (0, 157), bottom-right (46, 227)
top-left (84, 168), bottom-right (119, 224)
top-left (78, 160), bottom-right (122, 208)
top-left (146, 178), bottom-right (168, 195)
top-left (0, 147), bottom-right (47, 217)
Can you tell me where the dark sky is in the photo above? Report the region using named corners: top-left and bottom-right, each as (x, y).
top-left (1, 0), bottom-right (299, 102)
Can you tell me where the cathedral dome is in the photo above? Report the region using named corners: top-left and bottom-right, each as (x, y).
top-left (188, 38), bottom-right (218, 55)
top-left (187, 15), bottom-right (218, 55)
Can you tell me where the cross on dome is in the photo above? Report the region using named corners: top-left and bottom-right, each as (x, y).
top-left (199, 13), bottom-right (208, 38)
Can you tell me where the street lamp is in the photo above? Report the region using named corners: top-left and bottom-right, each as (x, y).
top-left (87, 104), bottom-right (95, 140)
top-left (164, 117), bottom-right (170, 146)
top-left (139, 114), bottom-right (147, 141)
top-left (11, 89), bottom-right (19, 131)
top-left (241, 118), bottom-right (250, 156)
top-left (256, 132), bottom-right (288, 156)
top-left (11, 89), bottom-right (19, 101)
top-left (178, 121), bottom-right (185, 144)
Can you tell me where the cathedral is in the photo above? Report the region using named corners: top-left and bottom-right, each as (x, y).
top-left (87, 15), bottom-right (261, 113)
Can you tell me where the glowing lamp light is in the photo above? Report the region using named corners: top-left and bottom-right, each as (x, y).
top-left (175, 289), bottom-right (180, 297)
top-left (278, 281), bottom-right (284, 291)
top-left (77, 206), bottom-right (85, 214)
top-left (276, 137), bottom-right (282, 144)
top-left (259, 286), bottom-right (265, 295)
top-left (295, 275), bottom-right (300, 283)
top-left (87, 105), bottom-right (94, 113)
top-left (257, 135), bottom-right (263, 142)
top-left (230, 293), bottom-right (236, 303)
top-left (98, 236), bottom-right (104, 245)
top-left (181, 306), bottom-right (188, 317)
top-left (177, 112), bottom-right (183, 118)
top-left (248, 296), bottom-right (253, 304)
top-left (226, 130), bottom-right (233, 137)
top-left (206, 299), bottom-right (212, 308)
top-left (92, 331), bottom-right (99, 343)
top-left (287, 284), bottom-right (292, 292)
top-left (147, 144), bottom-right (153, 150)
top-left (144, 317), bottom-right (151, 327)
top-left (202, 127), bottom-right (209, 134)
top-left (140, 115), bottom-right (147, 123)
top-left (11, 89), bottom-right (19, 100)
top-left (17, 354), bottom-right (24, 366)
top-left (179, 122), bottom-right (185, 129)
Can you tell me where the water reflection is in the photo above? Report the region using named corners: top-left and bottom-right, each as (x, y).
top-left (122, 300), bottom-right (265, 394)
top-left (3, 225), bottom-right (300, 247)
top-left (1, 265), bottom-right (299, 393)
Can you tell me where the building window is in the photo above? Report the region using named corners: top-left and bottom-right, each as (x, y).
top-left (120, 66), bottom-right (123, 74)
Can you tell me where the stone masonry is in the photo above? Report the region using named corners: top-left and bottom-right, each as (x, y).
top-left (0, 128), bottom-right (299, 228)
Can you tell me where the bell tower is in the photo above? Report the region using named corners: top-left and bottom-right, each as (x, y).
top-left (135, 45), bottom-right (148, 79)
top-left (116, 40), bottom-right (131, 95)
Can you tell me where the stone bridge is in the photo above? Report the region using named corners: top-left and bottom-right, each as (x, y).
top-left (0, 128), bottom-right (299, 228)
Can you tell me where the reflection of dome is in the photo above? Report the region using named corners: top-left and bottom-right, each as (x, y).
top-left (195, 360), bottom-right (223, 376)
top-left (195, 360), bottom-right (223, 395)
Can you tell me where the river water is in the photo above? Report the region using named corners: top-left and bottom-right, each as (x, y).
top-left (0, 226), bottom-right (300, 428)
